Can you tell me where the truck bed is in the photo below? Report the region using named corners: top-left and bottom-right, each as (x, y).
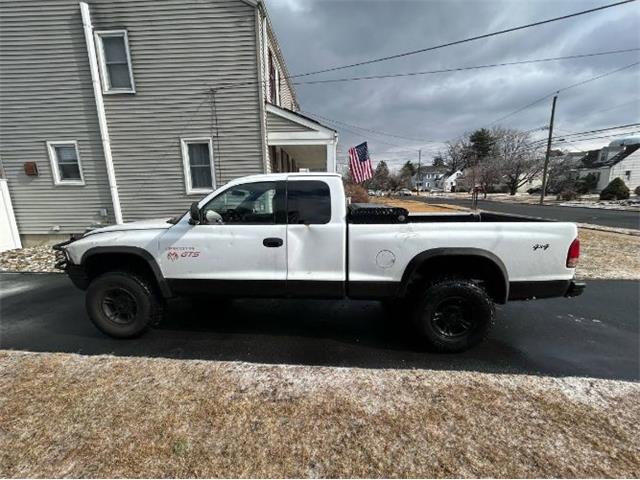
top-left (347, 203), bottom-right (547, 223)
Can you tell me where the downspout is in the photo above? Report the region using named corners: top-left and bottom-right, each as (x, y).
top-left (79, 1), bottom-right (123, 224)
top-left (255, 5), bottom-right (269, 173)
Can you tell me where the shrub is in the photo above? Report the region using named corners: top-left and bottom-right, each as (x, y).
top-left (486, 184), bottom-right (509, 194)
top-left (344, 183), bottom-right (369, 203)
top-left (576, 173), bottom-right (598, 194)
top-left (635, 185), bottom-right (640, 196)
top-left (557, 189), bottom-right (579, 201)
top-left (599, 178), bottom-right (630, 200)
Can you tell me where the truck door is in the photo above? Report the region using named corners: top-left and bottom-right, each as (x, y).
top-left (159, 180), bottom-right (287, 296)
top-left (285, 178), bottom-right (346, 297)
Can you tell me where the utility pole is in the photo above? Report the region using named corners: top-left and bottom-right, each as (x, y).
top-left (540, 94), bottom-right (558, 205)
top-left (416, 149), bottom-right (421, 196)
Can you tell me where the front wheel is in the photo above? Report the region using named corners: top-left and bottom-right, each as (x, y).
top-left (410, 279), bottom-right (495, 352)
top-left (86, 271), bottom-right (163, 338)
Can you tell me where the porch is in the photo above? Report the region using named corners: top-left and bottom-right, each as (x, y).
top-left (266, 104), bottom-right (338, 173)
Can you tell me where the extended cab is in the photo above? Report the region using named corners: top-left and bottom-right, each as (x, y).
top-left (55, 173), bottom-right (584, 352)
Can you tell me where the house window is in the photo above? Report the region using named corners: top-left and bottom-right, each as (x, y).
top-left (95, 30), bottom-right (135, 93)
top-left (268, 50), bottom-right (279, 105)
top-left (46, 141), bottom-right (84, 185)
top-left (181, 138), bottom-right (215, 194)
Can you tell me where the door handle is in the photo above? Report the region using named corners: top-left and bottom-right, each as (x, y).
top-left (263, 237), bottom-right (283, 248)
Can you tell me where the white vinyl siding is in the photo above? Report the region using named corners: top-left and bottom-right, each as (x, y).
top-left (181, 137), bottom-right (215, 194)
top-left (95, 30), bottom-right (135, 94)
top-left (46, 140), bottom-right (85, 185)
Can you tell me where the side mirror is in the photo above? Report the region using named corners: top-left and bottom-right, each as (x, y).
top-left (188, 202), bottom-right (201, 225)
top-left (205, 209), bottom-right (223, 225)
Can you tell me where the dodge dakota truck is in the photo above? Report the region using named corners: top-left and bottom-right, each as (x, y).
top-left (54, 173), bottom-right (584, 352)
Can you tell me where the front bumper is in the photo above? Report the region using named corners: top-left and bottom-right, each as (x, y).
top-left (52, 236), bottom-right (89, 290)
top-left (565, 280), bottom-right (586, 298)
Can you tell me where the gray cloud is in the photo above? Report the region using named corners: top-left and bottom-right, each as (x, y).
top-left (266, 0), bottom-right (640, 169)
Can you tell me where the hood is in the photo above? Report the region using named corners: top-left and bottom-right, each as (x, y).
top-left (84, 218), bottom-right (173, 236)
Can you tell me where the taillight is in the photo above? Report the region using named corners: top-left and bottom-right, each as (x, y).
top-left (567, 238), bottom-right (580, 268)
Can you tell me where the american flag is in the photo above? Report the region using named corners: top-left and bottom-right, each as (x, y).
top-left (348, 142), bottom-right (374, 183)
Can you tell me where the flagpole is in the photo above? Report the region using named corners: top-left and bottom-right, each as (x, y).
top-left (416, 149), bottom-right (421, 197)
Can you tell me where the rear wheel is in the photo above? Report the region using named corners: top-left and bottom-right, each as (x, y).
top-left (410, 278), bottom-right (494, 352)
top-left (86, 271), bottom-right (163, 338)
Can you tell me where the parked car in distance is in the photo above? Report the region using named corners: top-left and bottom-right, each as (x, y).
top-left (367, 190), bottom-right (376, 196)
top-left (55, 173), bottom-right (584, 352)
top-left (398, 188), bottom-right (412, 196)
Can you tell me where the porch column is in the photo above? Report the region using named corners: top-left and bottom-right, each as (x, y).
top-left (326, 139), bottom-right (337, 173)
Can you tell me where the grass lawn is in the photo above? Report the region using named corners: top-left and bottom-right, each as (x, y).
top-left (1, 351), bottom-right (638, 478)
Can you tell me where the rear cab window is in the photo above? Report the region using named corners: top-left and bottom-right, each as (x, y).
top-left (287, 180), bottom-right (331, 224)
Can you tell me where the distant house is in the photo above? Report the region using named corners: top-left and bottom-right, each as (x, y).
top-left (576, 138), bottom-right (640, 192)
top-left (412, 165), bottom-right (448, 190)
top-left (0, 0), bottom-right (338, 244)
top-left (442, 170), bottom-right (464, 192)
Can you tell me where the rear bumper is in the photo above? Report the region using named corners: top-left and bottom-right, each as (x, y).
top-left (565, 280), bottom-right (586, 298)
top-left (508, 279), bottom-right (585, 301)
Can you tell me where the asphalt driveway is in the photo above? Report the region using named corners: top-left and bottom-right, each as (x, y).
top-left (411, 196), bottom-right (640, 230)
top-left (1, 273), bottom-right (638, 381)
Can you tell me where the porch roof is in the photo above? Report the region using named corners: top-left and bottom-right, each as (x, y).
top-left (266, 104), bottom-right (337, 144)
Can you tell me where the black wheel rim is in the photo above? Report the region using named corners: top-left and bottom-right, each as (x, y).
top-left (102, 288), bottom-right (138, 325)
top-left (431, 296), bottom-right (474, 338)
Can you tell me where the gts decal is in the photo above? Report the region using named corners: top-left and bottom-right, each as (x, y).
top-left (166, 246), bottom-right (200, 261)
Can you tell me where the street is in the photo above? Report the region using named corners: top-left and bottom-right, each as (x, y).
top-left (1, 273), bottom-right (638, 381)
top-left (412, 196), bottom-right (640, 230)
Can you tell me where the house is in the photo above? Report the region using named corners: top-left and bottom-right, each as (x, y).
top-left (0, 0), bottom-right (338, 245)
top-left (441, 170), bottom-right (464, 192)
top-left (411, 165), bottom-right (447, 190)
top-left (576, 138), bottom-right (640, 192)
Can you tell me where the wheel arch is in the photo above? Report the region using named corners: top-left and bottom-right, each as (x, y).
top-left (399, 247), bottom-right (509, 304)
top-left (80, 247), bottom-right (172, 299)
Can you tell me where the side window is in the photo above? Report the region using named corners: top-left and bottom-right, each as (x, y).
top-left (287, 180), bottom-right (331, 224)
top-left (95, 30), bottom-right (135, 94)
top-left (203, 181), bottom-right (284, 224)
top-left (181, 138), bottom-right (215, 194)
top-left (46, 141), bottom-right (84, 185)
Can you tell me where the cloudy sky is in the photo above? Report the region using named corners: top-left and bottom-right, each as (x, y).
top-left (266, 0), bottom-right (640, 170)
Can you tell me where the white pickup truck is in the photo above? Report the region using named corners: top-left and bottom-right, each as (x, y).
top-left (55, 172), bottom-right (584, 352)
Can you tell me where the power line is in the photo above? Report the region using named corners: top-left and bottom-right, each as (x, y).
top-left (291, 48), bottom-right (640, 85)
top-left (486, 61), bottom-right (640, 126)
top-left (302, 110), bottom-right (435, 143)
top-left (554, 122), bottom-right (640, 138)
top-left (528, 122), bottom-right (640, 144)
top-left (321, 119), bottom-right (408, 148)
top-left (592, 97), bottom-right (640, 114)
top-left (290, 0), bottom-right (637, 79)
top-left (554, 130), bottom-right (640, 144)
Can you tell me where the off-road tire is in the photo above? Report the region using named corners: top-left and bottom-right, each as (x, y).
top-left (410, 278), bottom-right (495, 352)
top-left (86, 271), bottom-right (163, 338)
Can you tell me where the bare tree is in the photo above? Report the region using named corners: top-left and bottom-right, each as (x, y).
top-left (443, 139), bottom-right (470, 173)
top-left (492, 127), bottom-right (543, 195)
